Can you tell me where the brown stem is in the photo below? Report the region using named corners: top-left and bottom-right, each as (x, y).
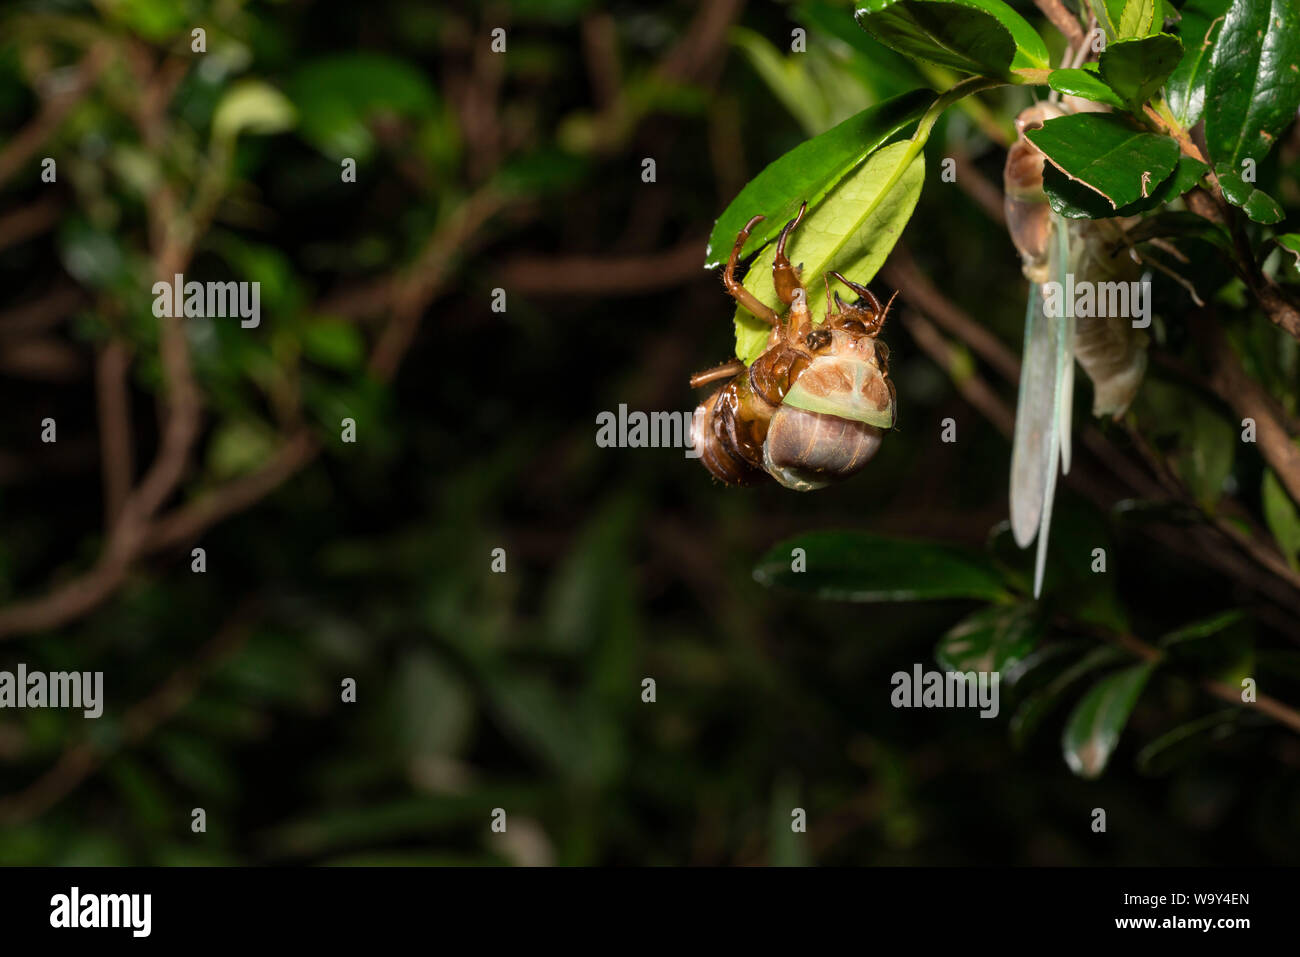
top-left (1032, 0), bottom-right (1085, 51)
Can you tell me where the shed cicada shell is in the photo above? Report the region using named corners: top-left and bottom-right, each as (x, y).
top-left (1005, 101), bottom-right (1149, 595)
top-left (690, 203), bottom-right (897, 491)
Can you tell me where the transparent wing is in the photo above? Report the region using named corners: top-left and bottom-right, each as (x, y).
top-left (1009, 214), bottom-right (1074, 597)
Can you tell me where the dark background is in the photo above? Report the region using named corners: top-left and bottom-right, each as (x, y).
top-left (0, 0), bottom-right (1297, 865)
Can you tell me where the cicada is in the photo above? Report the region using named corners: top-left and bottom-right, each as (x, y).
top-left (690, 203), bottom-right (897, 490)
top-left (1005, 102), bottom-right (1149, 595)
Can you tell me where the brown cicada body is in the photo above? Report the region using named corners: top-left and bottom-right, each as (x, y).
top-left (690, 204), bottom-right (897, 491)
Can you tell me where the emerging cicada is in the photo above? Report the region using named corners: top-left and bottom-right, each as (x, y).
top-left (690, 203), bottom-right (897, 491)
top-left (1005, 101), bottom-right (1149, 596)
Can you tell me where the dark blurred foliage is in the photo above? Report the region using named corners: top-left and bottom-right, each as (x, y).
top-left (0, 0), bottom-right (1298, 866)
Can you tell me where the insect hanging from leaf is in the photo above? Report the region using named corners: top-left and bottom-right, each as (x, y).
top-left (1005, 102), bottom-right (1149, 597)
top-left (690, 202), bottom-right (899, 490)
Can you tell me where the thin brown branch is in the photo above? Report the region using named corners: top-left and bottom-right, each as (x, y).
top-left (0, 285), bottom-right (84, 340)
top-left (0, 602), bottom-right (259, 825)
top-left (1193, 312), bottom-right (1300, 505)
top-left (95, 340), bottom-right (134, 529)
top-left (500, 236), bottom-right (707, 296)
top-left (369, 188), bottom-right (507, 381)
top-left (882, 245), bottom-right (1021, 382)
top-left (899, 309), bottom-right (1015, 437)
top-left (144, 431), bottom-right (319, 553)
top-left (950, 153), bottom-right (1006, 226)
top-left (0, 196), bottom-right (61, 252)
top-left (1032, 0), bottom-right (1086, 50)
top-left (0, 43), bottom-right (111, 188)
top-left (1104, 629), bottom-right (1300, 736)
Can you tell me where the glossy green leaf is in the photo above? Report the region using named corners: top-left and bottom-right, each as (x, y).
top-left (1010, 646), bottom-right (1126, 747)
top-left (1044, 153), bottom-right (1206, 219)
top-left (1204, 0), bottom-right (1300, 170)
top-left (1215, 162), bottom-right (1284, 224)
top-left (935, 604), bottom-right (1042, 674)
top-left (1276, 233), bottom-right (1300, 268)
top-left (1098, 34), bottom-right (1183, 112)
top-left (1089, 0), bottom-right (1126, 38)
top-left (1166, 0), bottom-right (1231, 127)
top-left (733, 140), bottom-right (925, 363)
top-left (753, 530), bottom-right (1009, 602)
top-left (1061, 662), bottom-right (1155, 778)
top-left (855, 0), bottom-right (1049, 79)
top-left (1118, 0), bottom-right (1157, 38)
top-left (1047, 68), bottom-right (1124, 109)
top-left (703, 89), bottom-right (933, 268)
top-left (1027, 113), bottom-right (1180, 210)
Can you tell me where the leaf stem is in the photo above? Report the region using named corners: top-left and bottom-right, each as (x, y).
top-left (911, 76), bottom-right (1005, 152)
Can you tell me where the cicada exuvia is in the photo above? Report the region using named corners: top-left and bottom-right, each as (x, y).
top-left (689, 203), bottom-right (898, 491)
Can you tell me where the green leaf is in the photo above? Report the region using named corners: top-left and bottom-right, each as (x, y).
top-left (1275, 233), bottom-right (1300, 268)
top-left (1166, 0), bottom-right (1231, 127)
top-left (935, 604), bottom-right (1042, 674)
top-left (286, 53), bottom-right (438, 161)
top-left (1158, 609), bottom-right (1246, 646)
top-left (855, 0), bottom-right (1049, 80)
top-left (212, 80), bottom-right (296, 141)
top-left (1262, 468), bottom-right (1300, 571)
top-left (1135, 709), bottom-right (1241, 775)
top-left (1047, 68), bottom-right (1125, 109)
top-left (1098, 34), bottom-right (1183, 112)
top-left (1089, 0), bottom-right (1126, 39)
top-left (1215, 162), bottom-right (1284, 224)
top-left (1009, 646), bottom-right (1127, 747)
top-left (1061, 662), bottom-right (1155, 778)
top-left (1045, 154), bottom-right (1208, 218)
top-left (733, 140), bottom-right (924, 363)
top-left (1118, 0), bottom-right (1157, 38)
top-left (302, 318), bottom-right (365, 372)
top-left (753, 530), bottom-right (1009, 602)
top-left (1204, 0), bottom-right (1300, 170)
top-left (1027, 113), bottom-right (1180, 210)
top-left (703, 89), bottom-right (933, 268)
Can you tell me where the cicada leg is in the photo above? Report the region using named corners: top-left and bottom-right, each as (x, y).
top-left (689, 360), bottom-right (745, 388)
top-left (772, 201), bottom-right (807, 306)
top-left (828, 271), bottom-right (891, 336)
top-left (722, 214), bottom-right (780, 326)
